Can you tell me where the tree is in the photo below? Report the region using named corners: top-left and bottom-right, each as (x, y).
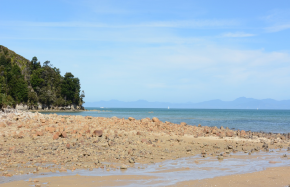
top-left (31, 56), bottom-right (41, 70)
top-left (28, 89), bottom-right (38, 107)
top-left (61, 72), bottom-right (81, 105)
top-left (80, 90), bottom-right (85, 105)
top-left (0, 94), bottom-right (14, 108)
top-left (43, 60), bottom-right (53, 67)
top-left (8, 65), bottom-right (28, 103)
top-left (0, 55), bottom-right (6, 67)
top-left (0, 46), bottom-right (85, 109)
top-left (31, 69), bottom-right (44, 90)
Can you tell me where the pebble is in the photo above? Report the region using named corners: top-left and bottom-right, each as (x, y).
top-left (120, 164), bottom-right (128, 169)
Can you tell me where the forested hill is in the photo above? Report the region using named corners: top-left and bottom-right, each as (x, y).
top-left (0, 45), bottom-right (85, 110)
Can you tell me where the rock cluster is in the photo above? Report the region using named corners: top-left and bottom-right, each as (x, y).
top-left (0, 111), bottom-right (289, 177)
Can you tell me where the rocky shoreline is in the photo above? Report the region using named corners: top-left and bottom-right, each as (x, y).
top-left (13, 103), bottom-right (85, 111)
top-left (0, 110), bottom-right (289, 179)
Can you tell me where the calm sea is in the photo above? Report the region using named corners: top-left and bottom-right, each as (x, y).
top-left (39, 108), bottom-right (290, 134)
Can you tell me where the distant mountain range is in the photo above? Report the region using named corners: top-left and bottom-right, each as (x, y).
top-left (83, 97), bottom-right (290, 109)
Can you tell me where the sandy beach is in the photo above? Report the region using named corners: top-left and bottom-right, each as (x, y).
top-left (0, 111), bottom-right (289, 186)
top-left (1, 166), bottom-right (290, 187)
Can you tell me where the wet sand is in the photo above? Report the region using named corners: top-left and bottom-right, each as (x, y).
top-left (1, 175), bottom-right (158, 187)
top-left (1, 166), bottom-right (290, 187)
top-left (170, 166), bottom-right (290, 187)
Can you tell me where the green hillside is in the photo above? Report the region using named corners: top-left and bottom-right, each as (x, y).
top-left (0, 45), bottom-right (85, 109)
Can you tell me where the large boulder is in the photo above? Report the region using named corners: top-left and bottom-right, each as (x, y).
top-left (128, 117), bottom-right (135, 121)
top-left (226, 130), bottom-right (234, 137)
top-left (152, 117), bottom-right (160, 122)
top-left (93, 130), bottom-right (103, 137)
top-left (240, 130), bottom-right (247, 137)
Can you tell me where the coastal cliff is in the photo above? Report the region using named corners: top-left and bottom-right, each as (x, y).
top-left (0, 45), bottom-right (85, 111)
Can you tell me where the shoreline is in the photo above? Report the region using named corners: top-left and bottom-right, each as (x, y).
top-left (1, 151), bottom-right (290, 186)
top-left (28, 109), bottom-right (290, 135)
top-left (0, 111), bottom-right (289, 186)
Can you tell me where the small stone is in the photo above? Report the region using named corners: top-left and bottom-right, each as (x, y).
top-left (53, 133), bottom-right (59, 140)
top-left (136, 132), bottom-right (142, 136)
top-left (129, 158), bottom-right (135, 163)
top-left (262, 143), bottom-right (269, 149)
top-left (120, 164), bottom-right (128, 169)
top-left (100, 143), bottom-right (108, 147)
top-left (59, 167), bottom-right (67, 172)
top-left (269, 161), bottom-right (278, 164)
top-left (61, 131), bottom-right (68, 138)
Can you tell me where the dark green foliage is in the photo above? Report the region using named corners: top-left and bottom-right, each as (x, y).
top-left (43, 60), bottom-right (52, 67)
top-left (28, 89), bottom-right (38, 106)
top-left (31, 68), bottom-right (44, 90)
top-left (0, 55), bottom-right (7, 67)
top-left (61, 72), bottom-right (81, 105)
top-left (0, 45), bottom-right (85, 108)
top-left (3, 47), bottom-right (8, 55)
top-left (0, 94), bottom-right (14, 108)
top-left (8, 65), bottom-right (28, 103)
top-left (31, 56), bottom-right (41, 70)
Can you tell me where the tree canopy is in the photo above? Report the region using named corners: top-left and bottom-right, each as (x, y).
top-left (0, 45), bottom-right (84, 109)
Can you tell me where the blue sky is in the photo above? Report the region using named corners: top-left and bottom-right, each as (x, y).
top-left (1, 0), bottom-right (290, 103)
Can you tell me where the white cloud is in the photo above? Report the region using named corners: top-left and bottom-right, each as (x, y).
top-left (0, 19), bottom-right (238, 29)
top-left (222, 32), bottom-right (255, 37)
top-left (137, 20), bottom-right (238, 28)
top-left (265, 23), bottom-right (290, 32)
top-left (262, 10), bottom-right (290, 32)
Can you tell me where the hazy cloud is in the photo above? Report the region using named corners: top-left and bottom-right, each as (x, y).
top-left (222, 32), bottom-right (255, 37)
top-left (263, 10), bottom-right (290, 32)
top-left (0, 19), bottom-right (238, 29)
top-left (265, 23), bottom-right (290, 32)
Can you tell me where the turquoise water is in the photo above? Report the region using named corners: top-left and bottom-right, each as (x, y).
top-left (40, 108), bottom-right (290, 133)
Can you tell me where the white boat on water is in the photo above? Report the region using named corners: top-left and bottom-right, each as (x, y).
top-left (168, 106), bottom-right (170, 109)
top-left (100, 107), bottom-right (104, 108)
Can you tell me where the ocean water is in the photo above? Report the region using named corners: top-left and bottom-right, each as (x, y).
top-left (39, 108), bottom-right (290, 133)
